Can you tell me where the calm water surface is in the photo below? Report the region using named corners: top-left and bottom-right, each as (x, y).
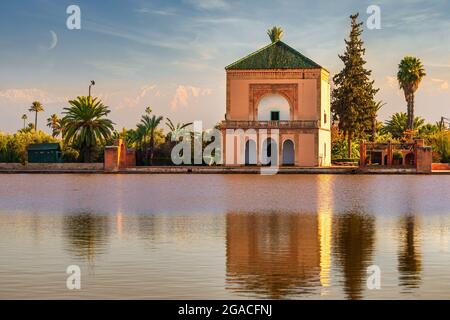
top-left (0, 174), bottom-right (449, 299)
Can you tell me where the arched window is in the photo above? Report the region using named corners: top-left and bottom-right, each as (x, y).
top-left (257, 94), bottom-right (290, 121)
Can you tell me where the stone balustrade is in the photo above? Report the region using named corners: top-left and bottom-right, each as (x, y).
top-left (221, 120), bottom-right (319, 129)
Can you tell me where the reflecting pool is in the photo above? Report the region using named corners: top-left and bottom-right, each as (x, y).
top-left (0, 174), bottom-right (449, 299)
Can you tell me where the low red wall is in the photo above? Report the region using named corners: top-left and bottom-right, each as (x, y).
top-left (432, 163), bottom-right (450, 170)
top-left (104, 139), bottom-right (136, 171)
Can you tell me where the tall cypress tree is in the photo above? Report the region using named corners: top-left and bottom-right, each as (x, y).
top-left (332, 13), bottom-right (379, 158)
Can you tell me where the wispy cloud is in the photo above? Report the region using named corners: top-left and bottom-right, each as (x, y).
top-left (431, 78), bottom-right (449, 90)
top-left (83, 20), bottom-right (189, 51)
top-left (121, 84), bottom-right (161, 109)
top-left (134, 8), bottom-right (177, 16)
top-left (185, 0), bottom-right (230, 10)
top-left (0, 88), bottom-right (67, 104)
top-left (426, 63), bottom-right (450, 69)
top-left (171, 85), bottom-right (212, 109)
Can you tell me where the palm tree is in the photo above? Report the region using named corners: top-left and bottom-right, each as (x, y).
top-left (267, 26), bottom-right (284, 43)
top-left (140, 114), bottom-right (163, 165)
top-left (62, 96), bottom-right (115, 162)
top-left (382, 112), bottom-right (425, 139)
top-left (46, 114), bottom-right (62, 138)
top-left (135, 123), bottom-right (147, 150)
top-left (165, 118), bottom-right (193, 140)
top-left (145, 106), bottom-right (152, 114)
top-left (28, 101), bottom-right (44, 131)
top-left (397, 56), bottom-right (426, 131)
top-left (21, 114), bottom-right (28, 129)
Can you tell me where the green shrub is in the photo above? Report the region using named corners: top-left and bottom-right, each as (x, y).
top-left (331, 127), bottom-right (360, 160)
top-left (423, 130), bottom-right (450, 163)
top-left (393, 152), bottom-right (403, 160)
top-left (62, 146), bottom-right (79, 163)
top-left (333, 158), bottom-right (359, 163)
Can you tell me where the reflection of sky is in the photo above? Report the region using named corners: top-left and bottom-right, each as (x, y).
top-left (0, 1), bottom-right (449, 132)
top-left (1, 174), bottom-right (449, 216)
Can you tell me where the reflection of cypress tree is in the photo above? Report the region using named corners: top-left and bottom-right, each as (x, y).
top-left (398, 216), bottom-right (421, 289)
top-left (63, 213), bottom-right (110, 261)
top-left (333, 211), bottom-right (375, 300)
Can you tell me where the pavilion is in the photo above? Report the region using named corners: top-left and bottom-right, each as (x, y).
top-left (221, 36), bottom-right (331, 167)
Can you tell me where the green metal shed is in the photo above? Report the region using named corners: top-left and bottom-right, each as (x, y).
top-left (27, 143), bottom-right (62, 163)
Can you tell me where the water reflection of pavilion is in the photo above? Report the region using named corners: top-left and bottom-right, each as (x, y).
top-left (225, 212), bottom-right (322, 298)
top-left (225, 210), bottom-right (378, 299)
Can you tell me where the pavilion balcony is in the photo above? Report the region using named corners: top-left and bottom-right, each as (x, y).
top-left (221, 120), bottom-right (319, 129)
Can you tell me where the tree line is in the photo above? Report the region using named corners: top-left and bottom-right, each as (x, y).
top-left (1, 96), bottom-right (193, 164)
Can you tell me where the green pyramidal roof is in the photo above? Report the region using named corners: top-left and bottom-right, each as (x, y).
top-left (225, 40), bottom-right (322, 70)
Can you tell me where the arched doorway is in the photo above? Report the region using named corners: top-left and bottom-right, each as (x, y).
top-left (262, 138), bottom-right (278, 166)
top-left (405, 153), bottom-right (415, 166)
top-left (282, 140), bottom-right (295, 166)
top-left (245, 139), bottom-right (257, 165)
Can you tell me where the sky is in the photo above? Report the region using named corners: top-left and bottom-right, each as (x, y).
top-left (0, 0), bottom-right (449, 134)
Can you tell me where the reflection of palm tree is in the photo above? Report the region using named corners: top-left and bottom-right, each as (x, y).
top-left (62, 213), bottom-right (110, 261)
top-left (333, 211), bottom-right (375, 300)
top-left (398, 216), bottom-right (422, 289)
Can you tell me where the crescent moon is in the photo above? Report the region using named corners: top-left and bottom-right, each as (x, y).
top-left (48, 30), bottom-right (58, 50)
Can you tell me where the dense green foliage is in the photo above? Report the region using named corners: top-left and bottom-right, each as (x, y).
top-left (331, 13), bottom-right (379, 157)
top-left (421, 130), bottom-right (450, 163)
top-left (331, 126), bottom-right (360, 160)
top-left (0, 131), bottom-right (58, 163)
top-left (332, 117), bottom-right (450, 163)
top-left (381, 112), bottom-right (425, 139)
